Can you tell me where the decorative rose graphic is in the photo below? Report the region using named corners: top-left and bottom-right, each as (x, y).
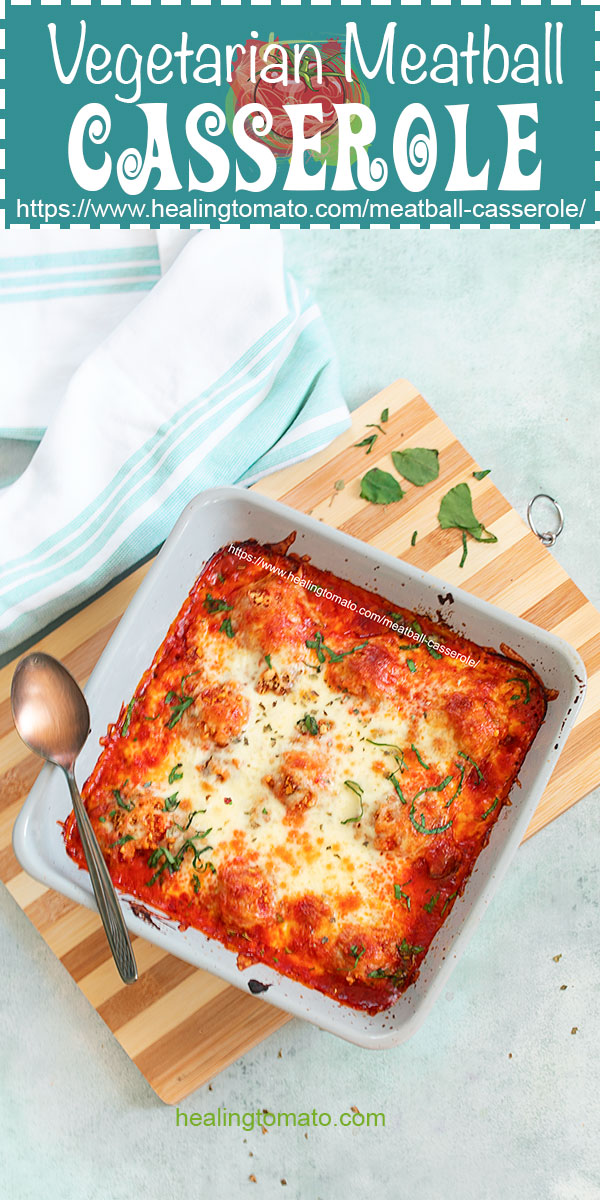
top-left (227, 37), bottom-right (367, 165)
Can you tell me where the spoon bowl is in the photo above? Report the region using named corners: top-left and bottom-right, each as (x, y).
top-left (11, 652), bottom-right (138, 985)
top-left (11, 653), bottom-right (90, 770)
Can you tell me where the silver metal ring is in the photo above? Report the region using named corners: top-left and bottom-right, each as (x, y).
top-left (527, 493), bottom-right (564, 547)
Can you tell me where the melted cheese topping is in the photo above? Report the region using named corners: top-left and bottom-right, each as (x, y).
top-left (65, 538), bottom-right (548, 1012)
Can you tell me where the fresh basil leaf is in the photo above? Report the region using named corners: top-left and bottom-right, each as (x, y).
top-left (438, 483), bottom-right (498, 543)
top-left (472, 469), bottom-right (491, 480)
top-left (380, 407), bottom-right (389, 423)
top-left (392, 447), bottom-right (439, 487)
top-left (411, 530), bottom-right (418, 547)
top-left (360, 468), bottom-right (404, 505)
top-left (355, 435), bottom-right (378, 455)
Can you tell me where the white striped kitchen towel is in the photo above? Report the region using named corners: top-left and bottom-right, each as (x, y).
top-left (0, 228), bottom-right (181, 439)
top-left (0, 229), bottom-right (350, 656)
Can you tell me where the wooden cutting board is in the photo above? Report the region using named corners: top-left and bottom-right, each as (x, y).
top-left (1, 378), bottom-right (599, 1105)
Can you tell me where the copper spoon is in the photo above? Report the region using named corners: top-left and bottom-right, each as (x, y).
top-left (11, 652), bottom-right (138, 985)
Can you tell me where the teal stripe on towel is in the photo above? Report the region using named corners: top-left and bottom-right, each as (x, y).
top-left (0, 280), bottom-right (158, 304)
top-left (0, 245), bottom-right (159, 273)
top-left (0, 265), bottom-right (161, 290)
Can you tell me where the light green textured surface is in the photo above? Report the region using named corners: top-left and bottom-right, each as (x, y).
top-left (1, 231), bottom-right (599, 1200)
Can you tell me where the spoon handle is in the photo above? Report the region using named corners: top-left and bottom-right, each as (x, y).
top-left (66, 769), bottom-right (138, 985)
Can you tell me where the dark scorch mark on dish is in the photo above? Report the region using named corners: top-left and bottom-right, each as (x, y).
top-left (128, 901), bottom-right (162, 929)
top-left (438, 593), bottom-right (454, 607)
top-left (248, 979), bottom-right (272, 995)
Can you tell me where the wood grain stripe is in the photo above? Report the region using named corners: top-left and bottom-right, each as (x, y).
top-left (115, 971), bottom-right (228, 1058)
top-left (78, 940), bottom-right (167, 1010)
top-left (98, 953), bottom-right (199, 1030)
top-left (133, 988), bottom-right (292, 1105)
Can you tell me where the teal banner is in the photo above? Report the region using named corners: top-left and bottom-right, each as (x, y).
top-left (1, 0), bottom-right (597, 229)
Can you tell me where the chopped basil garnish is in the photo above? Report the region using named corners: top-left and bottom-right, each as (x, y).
top-left (121, 698), bottom-right (135, 737)
top-left (458, 750), bottom-right (484, 782)
top-left (165, 689), bottom-right (194, 728)
top-left (445, 762), bottom-right (466, 808)
top-left (360, 468), bottom-right (404, 506)
top-left (397, 938), bottom-right (424, 958)
top-left (472, 469), bottom-right (491, 480)
top-left (204, 593), bottom-right (232, 614)
top-left (411, 530), bottom-right (418, 547)
top-left (111, 834), bottom-right (135, 848)
top-left (113, 788), bottom-right (134, 812)
top-left (366, 740), bottom-right (405, 771)
top-left (411, 743), bottom-right (431, 770)
top-left (394, 884), bottom-right (411, 910)
top-left (264, 653), bottom-right (272, 669)
top-left (410, 619), bottom-right (443, 659)
top-left (407, 659), bottom-right (417, 673)
top-left (389, 772), bottom-right (406, 804)
top-left (147, 828), bottom-right (212, 886)
top-left (306, 631), bottom-right (326, 663)
top-left (441, 891), bottom-right (458, 916)
top-left (168, 763), bottom-right (183, 784)
top-left (341, 780), bottom-right (364, 824)
top-left (220, 617), bottom-right (235, 638)
top-left (391, 447), bottom-right (439, 487)
top-left (423, 892), bottom-right (440, 914)
top-left (298, 714), bottom-right (319, 736)
top-left (409, 777), bottom-right (454, 836)
top-left (306, 630), bottom-right (368, 665)
top-left (508, 677), bottom-right (531, 704)
top-left (350, 944), bottom-right (366, 968)
top-left (481, 796), bottom-right (499, 820)
top-left (163, 793), bottom-right (180, 812)
top-left (216, 572), bottom-right (225, 583)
